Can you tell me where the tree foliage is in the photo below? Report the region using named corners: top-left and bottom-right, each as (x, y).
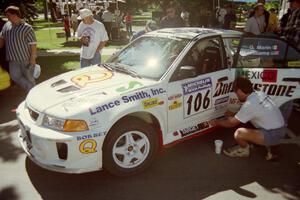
top-left (0, 0), bottom-right (38, 23)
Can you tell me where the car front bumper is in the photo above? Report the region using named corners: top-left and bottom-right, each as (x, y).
top-left (17, 101), bottom-right (105, 174)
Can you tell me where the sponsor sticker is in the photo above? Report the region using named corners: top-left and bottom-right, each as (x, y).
top-left (142, 98), bottom-right (159, 109)
top-left (168, 93), bottom-right (182, 101)
top-left (214, 96), bottom-right (229, 106)
top-left (79, 139), bottom-right (97, 154)
top-left (169, 100), bottom-right (182, 110)
top-left (77, 132), bottom-right (106, 141)
top-left (288, 61), bottom-right (300, 67)
top-left (179, 122), bottom-right (210, 137)
top-left (182, 77), bottom-right (212, 95)
top-left (116, 81), bottom-right (143, 93)
top-left (236, 69), bottom-right (277, 83)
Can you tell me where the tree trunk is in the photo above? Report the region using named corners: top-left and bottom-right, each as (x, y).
top-left (43, 0), bottom-right (48, 20)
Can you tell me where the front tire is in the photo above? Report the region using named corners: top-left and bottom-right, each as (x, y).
top-left (103, 117), bottom-right (159, 176)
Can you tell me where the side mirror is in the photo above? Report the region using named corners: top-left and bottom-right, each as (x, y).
top-left (177, 65), bottom-right (197, 80)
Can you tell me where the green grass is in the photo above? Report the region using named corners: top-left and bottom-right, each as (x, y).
top-left (36, 55), bottom-right (110, 83)
top-left (35, 28), bottom-right (81, 50)
top-left (32, 19), bottom-right (63, 29)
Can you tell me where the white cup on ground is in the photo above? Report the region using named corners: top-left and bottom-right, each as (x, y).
top-left (214, 140), bottom-right (223, 154)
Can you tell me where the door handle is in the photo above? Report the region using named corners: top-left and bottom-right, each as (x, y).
top-left (283, 78), bottom-right (300, 83)
top-left (218, 76), bottom-right (228, 82)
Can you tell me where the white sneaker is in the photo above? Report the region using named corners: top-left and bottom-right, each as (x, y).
top-left (223, 145), bottom-right (250, 157)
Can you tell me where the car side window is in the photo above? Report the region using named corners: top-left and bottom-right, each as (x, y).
top-left (236, 37), bottom-right (287, 68)
top-left (180, 37), bottom-right (224, 75)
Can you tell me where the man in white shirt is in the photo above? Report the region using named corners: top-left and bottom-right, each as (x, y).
top-left (77, 8), bottom-right (108, 68)
top-left (209, 76), bottom-right (285, 159)
top-left (244, 3), bottom-right (266, 35)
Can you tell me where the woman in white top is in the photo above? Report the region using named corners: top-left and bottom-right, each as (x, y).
top-left (244, 3), bottom-right (266, 35)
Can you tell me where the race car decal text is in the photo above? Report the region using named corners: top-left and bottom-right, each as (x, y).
top-left (183, 78), bottom-right (213, 118)
top-left (253, 83), bottom-right (296, 97)
top-left (180, 122), bottom-right (210, 137)
top-left (142, 98), bottom-right (163, 109)
top-left (89, 88), bottom-right (165, 115)
top-left (213, 82), bottom-right (233, 97)
top-left (186, 89), bottom-right (211, 116)
top-left (77, 132), bottom-right (106, 141)
top-left (236, 69), bottom-right (277, 83)
top-left (182, 77), bottom-right (212, 95)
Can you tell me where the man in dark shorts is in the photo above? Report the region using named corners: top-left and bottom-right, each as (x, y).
top-left (209, 76), bottom-right (285, 159)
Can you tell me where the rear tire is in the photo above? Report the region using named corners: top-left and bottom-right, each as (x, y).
top-left (103, 117), bottom-right (158, 176)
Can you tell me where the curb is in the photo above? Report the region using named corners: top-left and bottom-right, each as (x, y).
top-left (37, 48), bottom-right (119, 57)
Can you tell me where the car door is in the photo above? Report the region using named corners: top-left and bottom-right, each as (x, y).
top-left (165, 36), bottom-right (232, 144)
top-left (230, 35), bottom-right (300, 111)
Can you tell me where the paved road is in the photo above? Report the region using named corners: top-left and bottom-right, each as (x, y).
top-left (0, 87), bottom-right (300, 200)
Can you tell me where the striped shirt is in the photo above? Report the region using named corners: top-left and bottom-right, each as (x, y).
top-left (0, 21), bottom-right (36, 62)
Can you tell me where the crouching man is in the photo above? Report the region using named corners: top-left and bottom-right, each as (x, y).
top-left (209, 76), bottom-right (285, 159)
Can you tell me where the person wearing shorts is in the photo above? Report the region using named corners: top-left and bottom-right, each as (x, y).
top-left (209, 76), bottom-right (285, 159)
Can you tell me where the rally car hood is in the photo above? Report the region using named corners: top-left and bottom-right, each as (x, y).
top-left (26, 65), bottom-right (151, 113)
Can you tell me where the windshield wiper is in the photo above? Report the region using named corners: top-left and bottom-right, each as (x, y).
top-left (98, 63), bottom-right (113, 71)
top-left (114, 63), bottom-right (142, 79)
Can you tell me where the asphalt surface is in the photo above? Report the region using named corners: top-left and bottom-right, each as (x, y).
top-left (0, 86), bottom-right (300, 200)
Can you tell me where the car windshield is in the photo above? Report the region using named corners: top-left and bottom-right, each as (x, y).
top-left (107, 36), bottom-right (190, 80)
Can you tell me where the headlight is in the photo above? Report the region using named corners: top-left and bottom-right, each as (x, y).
top-left (43, 115), bottom-right (65, 131)
top-left (42, 115), bottom-right (88, 132)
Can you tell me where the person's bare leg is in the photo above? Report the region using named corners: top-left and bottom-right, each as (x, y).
top-left (234, 127), bottom-right (265, 147)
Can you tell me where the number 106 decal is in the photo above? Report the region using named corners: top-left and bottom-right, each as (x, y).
top-left (184, 89), bottom-right (212, 117)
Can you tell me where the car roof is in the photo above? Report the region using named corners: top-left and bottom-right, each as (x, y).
top-left (146, 27), bottom-right (243, 40)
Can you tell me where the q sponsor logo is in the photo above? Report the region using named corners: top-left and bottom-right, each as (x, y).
top-left (71, 70), bottom-right (113, 87)
top-left (79, 139), bottom-right (97, 154)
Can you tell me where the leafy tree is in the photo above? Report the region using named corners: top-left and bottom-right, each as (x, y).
top-left (0, 0), bottom-right (38, 23)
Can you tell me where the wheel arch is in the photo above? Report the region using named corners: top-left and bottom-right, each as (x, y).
top-left (104, 111), bottom-right (164, 149)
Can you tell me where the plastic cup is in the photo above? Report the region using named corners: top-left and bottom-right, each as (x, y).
top-left (214, 140), bottom-right (223, 154)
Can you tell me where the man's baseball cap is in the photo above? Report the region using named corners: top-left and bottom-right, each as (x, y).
top-left (79, 8), bottom-right (92, 19)
top-left (33, 64), bottom-right (41, 79)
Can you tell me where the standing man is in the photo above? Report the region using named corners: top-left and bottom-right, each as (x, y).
top-left (0, 6), bottom-right (37, 92)
top-left (215, 5), bottom-right (227, 28)
top-left (283, 0), bottom-right (300, 50)
top-left (160, 3), bottom-right (184, 29)
top-left (101, 7), bottom-right (113, 41)
top-left (209, 76), bottom-right (285, 159)
top-left (77, 8), bottom-right (108, 68)
top-left (244, 3), bottom-right (266, 35)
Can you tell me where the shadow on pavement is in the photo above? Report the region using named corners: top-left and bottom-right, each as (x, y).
top-left (25, 131), bottom-right (300, 200)
top-left (0, 86), bottom-right (26, 124)
top-left (0, 186), bottom-right (19, 200)
top-left (0, 129), bottom-right (23, 162)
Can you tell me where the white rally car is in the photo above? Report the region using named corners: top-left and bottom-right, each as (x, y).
top-left (17, 28), bottom-right (300, 176)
